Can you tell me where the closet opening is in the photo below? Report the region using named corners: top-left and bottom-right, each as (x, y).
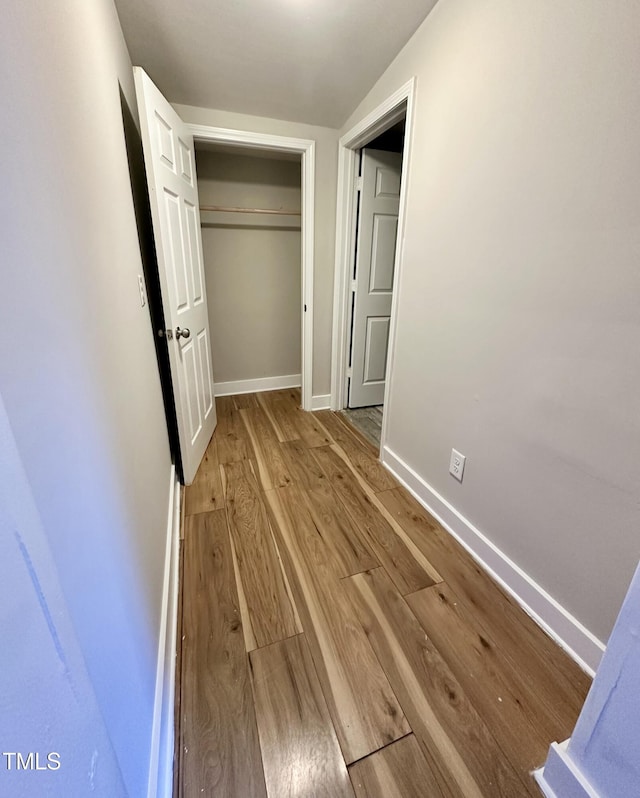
top-left (194, 142), bottom-right (304, 403)
top-left (187, 126), bottom-right (315, 411)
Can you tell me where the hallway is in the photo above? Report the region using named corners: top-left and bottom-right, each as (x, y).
top-left (175, 390), bottom-right (591, 797)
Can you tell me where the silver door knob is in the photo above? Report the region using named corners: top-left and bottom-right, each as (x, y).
top-left (175, 327), bottom-right (191, 339)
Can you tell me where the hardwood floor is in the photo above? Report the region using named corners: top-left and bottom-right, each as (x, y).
top-left (176, 389), bottom-right (590, 797)
top-left (265, 484), bottom-right (410, 763)
top-left (180, 510), bottom-right (267, 797)
top-left (222, 460), bottom-right (300, 648)
top-left (250, 634), bottom-right (353, 797)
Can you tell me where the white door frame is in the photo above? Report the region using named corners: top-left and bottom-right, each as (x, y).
top-left (185, 123), bottom-right (315, 411)
top-left (330, 78), bottom-right (416, 451)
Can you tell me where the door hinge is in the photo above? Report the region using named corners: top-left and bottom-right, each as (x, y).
top-left (355, 176), bottom-right (363, 192)
top-left (346, 366), bottom-right (353, 378)
top-left (350, 280), bottom-right (357, 293)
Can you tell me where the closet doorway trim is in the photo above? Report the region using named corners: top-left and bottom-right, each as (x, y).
top-left (186, 123), bottom-right (315, 412)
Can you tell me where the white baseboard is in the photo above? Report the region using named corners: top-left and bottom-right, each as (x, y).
top-left (311, 394), bottom-right (331, 410)
top-left (534, 741), bottom-right (599, 798)
top-left (214, 374), bottom-right (301, 396)
top-left (147, 466), bottom-right (181, 798)
top-left (381, 445), bottom-right (605, 676)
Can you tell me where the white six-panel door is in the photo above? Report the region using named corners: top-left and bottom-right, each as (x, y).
top-left (134, 67), bottom-right (216, 484)
top-left (349, 148), bottom-right (402, 408)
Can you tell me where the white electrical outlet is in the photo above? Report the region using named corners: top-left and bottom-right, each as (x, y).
top-left (138, 274), bottom-right (147, 307)
top-left (449, 448), bottom-right (466, 482)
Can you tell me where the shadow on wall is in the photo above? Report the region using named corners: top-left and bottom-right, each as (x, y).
top-left (119, 86), bottom-right (182, 482)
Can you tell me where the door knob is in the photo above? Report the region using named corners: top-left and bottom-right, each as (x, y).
top-left (175, 327), bottom-right (191, 339)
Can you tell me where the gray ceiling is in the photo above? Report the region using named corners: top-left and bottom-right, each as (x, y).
top-left (114, 0), bottom-right (438, 128)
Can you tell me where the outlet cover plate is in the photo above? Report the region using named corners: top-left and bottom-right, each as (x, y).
top-left (449, 448), bottom-right (466, 482)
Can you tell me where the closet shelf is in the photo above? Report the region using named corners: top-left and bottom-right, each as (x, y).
top-left (199, 205), bottom-right (301, 216)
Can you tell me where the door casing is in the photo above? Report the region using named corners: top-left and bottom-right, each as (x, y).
top-left (330, 78), bottom-right (416, 452)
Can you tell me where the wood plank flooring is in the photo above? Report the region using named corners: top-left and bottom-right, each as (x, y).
top-left (177, 389), bottom-right (590, 797)
top-left (222, 460), bottom-right (300, 648)
top-left (180, 510), bottom-right (267, 797)
top-left (350, 734), bottom-right (449, 798)
top-left (265, 484), bottom-right (410, 763)
top-left (249, 634), bottom-right (354, 797)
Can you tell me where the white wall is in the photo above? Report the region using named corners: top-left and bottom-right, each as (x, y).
top-left (566, 562), bottom-right (640, 794)
top-left (342, 0), bottom-right (640, 646)
top-left (174, 103), bottom-right (339, 398)
top-left (539, 564), bottom-right (640, 797)
top-left (196, 150), bottom-right (302, 385)
top-left (0, 392), bottom-right (127, 796)
top-left (0, 1), bottom-right (173, 794)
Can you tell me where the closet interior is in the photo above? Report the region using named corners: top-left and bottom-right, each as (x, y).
top-left (194, 143), bottom-right (302, 395)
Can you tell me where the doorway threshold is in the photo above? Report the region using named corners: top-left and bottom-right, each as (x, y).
top-left (340, 406), bottom-right (383, 449)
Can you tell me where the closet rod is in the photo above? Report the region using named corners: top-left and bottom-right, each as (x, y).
top-left (199, 204), bottom-right (301, 216)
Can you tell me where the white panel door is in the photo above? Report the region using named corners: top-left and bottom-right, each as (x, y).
top-left (134, 67), bottom-right (216, 484)
top-left (349, 148), bottom-right (402, 408)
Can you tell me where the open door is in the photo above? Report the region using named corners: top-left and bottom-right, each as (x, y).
top-left (349, 148), bottom-right (402, 408)
top-left (134, 67), bottom-right (216, 484)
